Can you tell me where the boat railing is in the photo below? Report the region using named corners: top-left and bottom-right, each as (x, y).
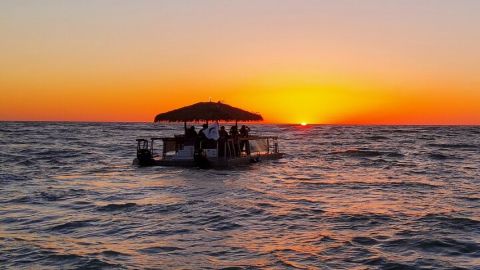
top-left (200, 135), bottom-right (279, 160)
top-left (137, 135), bottom-right (279, 161)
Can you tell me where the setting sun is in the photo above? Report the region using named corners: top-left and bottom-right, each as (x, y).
top-left (301, 122), bottom-right (308, 126)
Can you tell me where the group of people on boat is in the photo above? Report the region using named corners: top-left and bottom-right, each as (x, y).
top-left (184, 124), bottom-right (251, 157)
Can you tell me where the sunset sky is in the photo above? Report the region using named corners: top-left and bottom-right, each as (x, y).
top-left (1, 0), bottom-right (479, 124)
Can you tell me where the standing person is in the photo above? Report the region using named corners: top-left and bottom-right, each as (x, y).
top-left (185, 126), bottom-right (197, 146)
top-left (196, 124), bottom-right (208, 151)
top-left (186, 126), bottom-right (197, 138)
top-left (198, 124), bottom-right (208, 140)
top-left (229, 125), bottom-right (238, 137)
top-left (239, 125), bottom-right (251, 155)
top-left (239, 125), bottom-right (250, 137)
top-left (218, 126), bottom-right (229, 157)
top-left (219, 126), bottom-right (229, 139)
top-left (199, 123), bottom-right (220, 149)
top-left (229, 125), bottom-right (240, 156)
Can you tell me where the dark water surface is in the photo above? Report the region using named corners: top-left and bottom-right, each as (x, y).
top-left (1, 122), bottom-right (479, 269)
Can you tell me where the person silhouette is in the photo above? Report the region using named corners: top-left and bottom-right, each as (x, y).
top-left (239, 125), bottom-right (251, 155)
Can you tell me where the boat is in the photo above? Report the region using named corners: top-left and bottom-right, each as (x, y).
top-left (133, 102), bottom-right (284, 168)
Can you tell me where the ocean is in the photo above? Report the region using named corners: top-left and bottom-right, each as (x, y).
top-left (0, 122), bottom-right (479, 269)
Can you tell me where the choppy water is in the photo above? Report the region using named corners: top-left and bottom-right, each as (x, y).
top-left (1, 122), bottom-right (479, 269)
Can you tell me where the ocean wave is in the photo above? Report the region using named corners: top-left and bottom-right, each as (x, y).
top-left (6, 250), bottom-right (121, 269)
top-left (367, 135), bottom-right (390, 140)
top-left (138, 246), bottom-right (184, 254)
top-left (417, 214), bottom-right (480, 232)
top-left (457, 196), bottom-right (480, 202)
top-left (49, 219), bottom-right (97, 233)
top-left (427, 143), bottom-right (478, 149)
top-left (351, 236), bottom-right (379, 246)
top-left (13, 159), bottom-right (36, 167)
top-left (428, 152), bottom-right (450, 160)
top-left (383, 237), bottom-right (480, 256)
top-left (7, 189), bottom-right (95, 204)
top-left (98, 250), bottom-right (130, 257)
top-left (96, 203), bottom-right (138, 212)
top-left (297, 180), bottom-right (439, 190)
top-left (0, 173), bottom-right (31, 183)
top-left (6, 196), bottom-right (32, 204)
top-left (34, 149), bottom-right (83, 158)
top-left (329, 149), bottom-right (404, 158)
top-left (29, 251), bottom-right (127, 270)
top-left (331, 213), bottom-right (393, 228)
top-left (207, 221), bottom-right (242, 231)
top-left (140, 203), bottom-right (184, 214)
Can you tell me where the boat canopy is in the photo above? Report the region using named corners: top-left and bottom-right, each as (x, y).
top-left (154, 101), bottom-right (262, 123)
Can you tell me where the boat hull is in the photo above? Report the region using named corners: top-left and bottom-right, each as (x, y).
top-left (133, 152), bottom-right (284, 169)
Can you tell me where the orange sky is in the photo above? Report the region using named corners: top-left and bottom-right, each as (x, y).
top-left (1, 1), bottom-right (479, 124)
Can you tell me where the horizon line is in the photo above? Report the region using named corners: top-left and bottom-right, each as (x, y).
top-left (1, 120), bottom-right (479, 126)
